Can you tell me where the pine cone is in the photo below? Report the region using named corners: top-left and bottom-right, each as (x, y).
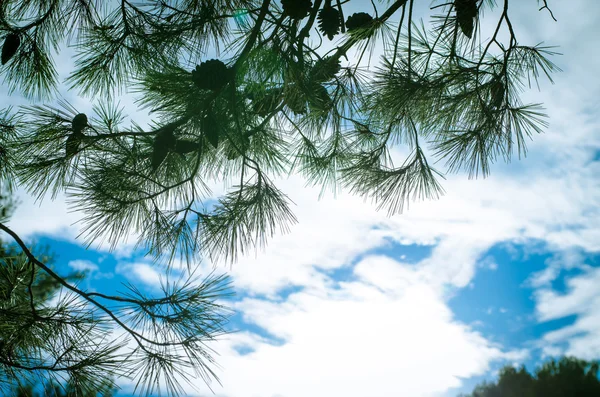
top-left (490, 78), bottom-right (505, 109)
top-left (1, 33), bottom-right (20, 65)
top-left (455, 0), bottom-right (478, 38)
top-left (281, 0), bottom-right (313, 20)
top-left (318, 6), bottom-right (341, 40)
top-left (310, 57), bottom-right (341, 83)
top-left (345, 12), bottom-right (373, 32)
top-left (358, 126), bottom-right (372, 135)
top-left (192, 59), bottom-right (230, 91)
top-left (151, 124), bottom-right (177, 171)
top-left (72, 113), bottom-right (88, 134)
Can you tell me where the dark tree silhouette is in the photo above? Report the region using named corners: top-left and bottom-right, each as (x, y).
top-left (10, 379), bottom-right (116, 397)
top-left (460, 357), bottom-right (600, 397)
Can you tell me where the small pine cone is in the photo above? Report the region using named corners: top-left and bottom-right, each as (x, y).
top-left (318, 5), bottom-right (341, 40)
top-left (72, 113), bottom-right (88, 134)
top-left (490, 78), bottom-right (505, 109)
top-left (192, 59), bottom-right (230, 91)
top-left (345, 12), bottom-right (373, 32)
top-left (1, 33), bottom-right (20, 65)
top-left (281, 0), bottom-right (313, 20)
top-left (455, 0), bottom-right (478, 38)
top-left (358, 126), bottom-right (372, 135)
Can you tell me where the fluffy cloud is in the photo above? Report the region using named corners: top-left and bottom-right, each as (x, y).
top-left (526, 249), bottom-right (587, 288)
top-left (219, 286), bottom-right (518, 397)
top-left (8, 190), bottom-right (81, 241)
top-left (68, 259), bottom-right (99, 272)
top-left (115, 255), bottom-right (528, 397)
top-left (534, 267), bottom-right (600, 359)
top-left (115, 262), bottom-right (163, 288)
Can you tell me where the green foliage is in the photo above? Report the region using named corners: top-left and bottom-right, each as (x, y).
top-left (11, 378), bottom-right (116, 397)
top-left (0, 0), bottom-right (560, 265)
top-left (0, 238), bottom-right (107, 396)
top-left (0, 189), bottom-right (232, 396)
top-left (0, 229), bottom-right (233, 397)
top-left (460, 357), bottom-right (600, 397)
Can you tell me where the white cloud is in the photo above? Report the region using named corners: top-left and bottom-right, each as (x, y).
top-left (534, 267), bottom-right (600, 360)
top-left (535, 268), bottom-right (600, 322)
top-left (527, 266), bottom-right (560, 289)
top-left (68, 259), bottom-right (115, 280)
top-left (526, 249), bottom-right (587, 288)
top-left (541, 345), bottom-right (565, 359)
top-left (221, 288), bottom-right (511, 397)
top-left (8, 190), bottom-right (81, 241)
top-left (115, 262), bottom-right (163, 288)
top-left (68, 259), bottom-right (99, 273)
top-left (117, 255), bottom-right (528, 397)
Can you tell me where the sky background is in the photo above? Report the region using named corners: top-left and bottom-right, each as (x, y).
top-left (3, 0), bottom-right (600, 396)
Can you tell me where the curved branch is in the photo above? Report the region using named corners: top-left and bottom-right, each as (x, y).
top-left (0, 222), bottom-right (204, 350)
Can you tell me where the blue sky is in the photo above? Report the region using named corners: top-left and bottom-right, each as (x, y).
top-left (27, 234), bottom-right (600, 396)
top-left (3, 0), bottom-right (600, 396)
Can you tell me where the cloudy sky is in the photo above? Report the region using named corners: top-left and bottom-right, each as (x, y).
top-left (3, 1), bottom-right (600, 396)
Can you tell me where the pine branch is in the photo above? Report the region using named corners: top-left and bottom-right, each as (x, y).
top-left (0, 222), bottom-right (233, 395)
